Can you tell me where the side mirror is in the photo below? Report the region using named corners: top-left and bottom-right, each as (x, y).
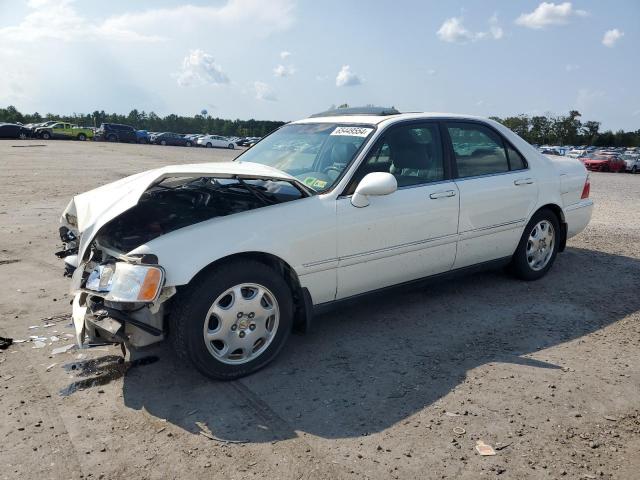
top-left (351, 172), bottom-right (397, 208)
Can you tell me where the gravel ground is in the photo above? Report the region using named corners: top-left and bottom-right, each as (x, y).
top-left (0, 140), bottom-right (639, 480)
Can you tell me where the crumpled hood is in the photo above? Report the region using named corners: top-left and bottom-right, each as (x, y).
top-left (62, 161), bottom-right (303, 262)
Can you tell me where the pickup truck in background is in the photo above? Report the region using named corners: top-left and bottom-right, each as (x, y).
top-left (36, 122), bottom-right (94, 141)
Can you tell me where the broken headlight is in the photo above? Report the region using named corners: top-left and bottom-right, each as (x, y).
top-left (85, 262), bottom-right (164, 303)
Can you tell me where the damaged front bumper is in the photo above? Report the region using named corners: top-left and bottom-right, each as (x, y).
top-left (63, 231), bottom-right (176, 349)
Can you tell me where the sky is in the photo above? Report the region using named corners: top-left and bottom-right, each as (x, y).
top-left (0, 0), bottom-right (638, 130)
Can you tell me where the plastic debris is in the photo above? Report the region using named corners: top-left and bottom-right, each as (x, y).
top-left (453, 427), bottom-right (466, 435)
top-left (32, 341), bottom-right (46, 349)
top-left (45, 363), bottom-right (57, 371)
top-left (603, 415), bottom-right (618, 422)
top-left (444, 411), bottom-right (460, 417)
top-left (475, 440), bottom-right (496, 456)
top-left (51, 344), bottom-right (76, 355)
top-left (0, 336), bottom-right (13, 350)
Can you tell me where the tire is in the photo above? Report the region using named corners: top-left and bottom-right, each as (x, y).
top-left (206, 142), bottom-right (212, 148)
top-left (18, 132), bottom-right (27, 140)
top-left (41, 131), bottom-right (51, 140)
top-left (160, 140), bottom-right (167, 146)
top-left (508, 209), bottom-right (560, 281)
top-left (107, 134), bottom-right (117, 142)
top-left (228, 143), bottom-right (235, 149)
top-left (170, 260), bottom-right (293, 380)
top-left (77, 133), bottom-right (86, 141)
top-left (185, 141), bottom-right (192, 147)
top-left (632, 166), bottom-right (637, 174)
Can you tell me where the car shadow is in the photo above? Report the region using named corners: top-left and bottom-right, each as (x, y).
top-left (112, 247), bottom-right (639, 442)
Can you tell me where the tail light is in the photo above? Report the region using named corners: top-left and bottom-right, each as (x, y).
top-left (581, 176), bottom-right (590, 199)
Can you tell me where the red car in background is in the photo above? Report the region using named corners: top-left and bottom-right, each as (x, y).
top-left (581, 153), bottom-right (625, 172)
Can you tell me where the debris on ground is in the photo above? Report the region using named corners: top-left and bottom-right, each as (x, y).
top-left (0, 336), bottom-right (13, 350)
top-left (51, 344), bottom-right (76, 355)
top-left (45, 363), bottom-right (57, 372)
top-left (475, 440), bottom-right (497, 456)
top-left (453, 427), bottom-right (466, 435)
top-left (32, 340), bottom-right (46, 349)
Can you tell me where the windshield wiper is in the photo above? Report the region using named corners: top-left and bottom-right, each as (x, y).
top-left (235, 178), bottom-right (277, 206)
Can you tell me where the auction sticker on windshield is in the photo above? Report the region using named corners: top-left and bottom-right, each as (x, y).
top-left (330, 126), bottom-right (373, 137)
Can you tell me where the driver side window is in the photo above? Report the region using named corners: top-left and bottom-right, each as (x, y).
top-left (346, 123), bottom-right (444, 194)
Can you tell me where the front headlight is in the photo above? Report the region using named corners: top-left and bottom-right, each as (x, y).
top-left (85, 263), bottom-right (164, 303)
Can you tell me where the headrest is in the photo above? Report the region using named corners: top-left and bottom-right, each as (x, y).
top-left (392, 143), bottom-right (427, 169)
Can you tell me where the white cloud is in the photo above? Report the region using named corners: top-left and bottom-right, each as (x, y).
top-left (273, 64), bottom-right (296, 77)
top-left (335, 65), bottom-right (362, 87)
top-left (602, 29), bottom-right (623, 47)
top-left (515, 2), bottom-right (587, 29)
top-left (437, 15), bottom-right (504, 43)
top-left (175, 49), bottom-right (229, 87)
top-left (0, 0), bottom-right (295, 43)
top-left (254, 81), bottom-right (277, 101)
top-left (280, 51), bottom-right (291, 59)
top-left (437, 17), bottom-right (474, 43)
top-left (489, 14), bottom-right (504, 40)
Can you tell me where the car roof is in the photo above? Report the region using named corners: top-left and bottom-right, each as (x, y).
top-left (292, 112), bottom-right (491, 126)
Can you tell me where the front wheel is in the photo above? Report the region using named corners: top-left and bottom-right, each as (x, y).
top-left (632, 166), bottom-right (638, 174)
top-left (160, 140), bottom-right (167, 146)
top-left (170, 260), bottom-right (293, 380)
top-left (228, 143), bottom-right (235, 149)
top-left (19, 132), bottom-right (27, 140)
top-left (206, 142), bottom-right (212, 148)
top-left (77, 133), bottom-right (86, 141)
top-left (508, 209), bottom-right (560, 281)
top-left (185, 141), bottom-right (192, 147)
top-left (41, 131), bottom-right (51, 140)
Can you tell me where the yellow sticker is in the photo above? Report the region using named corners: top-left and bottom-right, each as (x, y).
top-left (312, 179), bottom-right (327, 188)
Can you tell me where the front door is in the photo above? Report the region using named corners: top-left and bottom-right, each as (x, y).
top-left (336, 122), bottom-right (460, 299)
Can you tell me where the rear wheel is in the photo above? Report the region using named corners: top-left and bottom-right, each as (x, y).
top-left (509, 209), bottom-right (560, 281)
top-left (170, 260), bottom-right (293, 380)
top-left (160, 140), bottom-right (167, 146)
top-left (185, 141), bottom-right (192, 147)
top-left (18, 132), bottom-right (27, 140)
top-left (41, 131), bottom-right (51, 140)
top-left (107, 134), bottom-right (117, 142)
top-left (77, 133), bottom-right (86, 141)
top-left (206, 142), bottom-right (212, 148)
top-left (632, 166), bottom-right (638, 174)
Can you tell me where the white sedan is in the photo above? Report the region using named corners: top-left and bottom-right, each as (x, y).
top-left (197, 134), bottom-right (237, 149)
top-left (58, 109), bottom-right (593, 379)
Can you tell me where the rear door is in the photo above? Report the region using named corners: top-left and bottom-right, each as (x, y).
top-left (336, 121), bottom-right (459, 299)
top-left (445, 121), bottom-right (538, 268)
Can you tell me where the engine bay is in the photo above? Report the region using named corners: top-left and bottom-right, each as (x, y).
top-left (97, 176), bottom-right (306, 252)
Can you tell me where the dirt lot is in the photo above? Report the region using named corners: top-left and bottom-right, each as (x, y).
top-left (0, 140), bottom-right (639, 480)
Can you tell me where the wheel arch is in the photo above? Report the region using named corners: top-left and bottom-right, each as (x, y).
top-left (181, 251), bottom-right (312, 334)
top-left (532, 203), bottom-right (567, 252)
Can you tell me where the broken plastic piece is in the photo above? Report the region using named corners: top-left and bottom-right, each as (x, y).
top-left (0, 336), bottom-right (13, 350)
top-left (51, 344), bottom-right (76, 355)
top-left (475, 440), bottom-right (496, 456)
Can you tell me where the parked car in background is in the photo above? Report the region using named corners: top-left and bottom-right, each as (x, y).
top-left (150, 132), bottom-right (193, 146)
top-left (136, 130), bottom-right (150, 144)
top-left (95, 123), bottom-right (138, 143)
top-left (36, 122), bottom-right (94, 141)
top-left (197, 134), bottom-right (236, 149)
top-left (58, 110), bottom-right (592, 380)
top-left (0, 122), bottom-right (32, 139)
top-left (581, 153), bottom-right (625, 172)
top-left (566, 149), bottom-right (587, 158)
top-left (621, 154), bottom-right (640, 173)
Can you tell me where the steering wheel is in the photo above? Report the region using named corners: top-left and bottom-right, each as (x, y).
top-left (322, 165), bottom-right (343, 177)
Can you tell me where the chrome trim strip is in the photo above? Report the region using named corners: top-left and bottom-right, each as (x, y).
top-left (302, 218), bottom-right (525, 271)
top-left (564, 199), bottom-right (594, 212)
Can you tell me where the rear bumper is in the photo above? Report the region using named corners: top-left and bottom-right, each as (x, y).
top-left (564, 199), bottom-right (593, 239)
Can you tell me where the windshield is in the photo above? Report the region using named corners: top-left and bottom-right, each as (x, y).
top-left (236, 123), bottom-right (375, 192)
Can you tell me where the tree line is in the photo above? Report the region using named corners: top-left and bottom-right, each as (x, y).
top-left (490, 110), bottom-right (640, 147)
top-left (1, 105), bottom-right (638, 146)
top-left (0, 106), bottom-right (285, 138)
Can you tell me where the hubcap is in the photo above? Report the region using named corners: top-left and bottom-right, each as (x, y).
top-left (202, 283), bottom-right (279, 365)
top-left (526, 220), bottom-right (555, 271)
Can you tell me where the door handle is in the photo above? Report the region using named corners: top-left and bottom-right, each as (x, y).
top-left (429, 190), bottom-right (457, 199)
top-left (514, 178), bottom-right (534, 186)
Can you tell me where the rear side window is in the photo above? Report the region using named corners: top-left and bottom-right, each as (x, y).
top-left (506, 144), bottom-right (527, 170)
top-left (447, 123), bottom-right (509, 178)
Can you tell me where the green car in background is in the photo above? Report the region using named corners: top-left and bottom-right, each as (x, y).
top-left (36, 122), bottom-right (94, 141)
